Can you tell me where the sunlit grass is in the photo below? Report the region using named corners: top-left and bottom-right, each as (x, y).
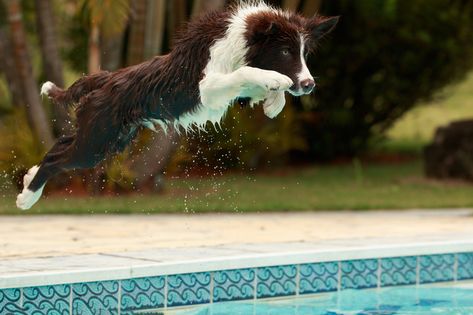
top-left (385, 71), bottom-right (473, 151)
top-left (2, 160), bottom-right (473, 215)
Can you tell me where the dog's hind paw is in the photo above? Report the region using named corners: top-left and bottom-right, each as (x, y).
top-left (16, 165), bottom-right (43, 210)
top-left (16, 186), bottom-right (44, 210)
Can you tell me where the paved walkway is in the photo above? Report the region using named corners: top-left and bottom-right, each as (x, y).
top-left (1, 209), bottom-right (473, 259)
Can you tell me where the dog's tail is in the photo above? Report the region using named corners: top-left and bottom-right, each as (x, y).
top-left (41, 71), bottom-right (111, 107)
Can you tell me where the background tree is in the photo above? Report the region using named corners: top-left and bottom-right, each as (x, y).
top-left (0, 23), bottom-right (24, 107)
top-left (301, 0), bottom-right (473, 159)
top-left (81, 0), bottom-right (130, 73)
top-left (3, 0), bottom-right (54, 149)
top-left (35, 0), bottom-right (71, 134)
top-left (127, 0), bottom-right (146, 66)
top-left (144, 0), bottom-right (166, 59)
top-left (192, 0), bottom-right (225, 17)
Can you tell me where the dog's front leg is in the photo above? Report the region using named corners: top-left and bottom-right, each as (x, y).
top-left (262, 91), bottom-right (286, 119)
top-left (199, 66), bottom-right (293, 111)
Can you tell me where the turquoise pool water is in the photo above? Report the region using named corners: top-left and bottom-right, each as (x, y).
top-left (174, 282), bottom-right (473, 315)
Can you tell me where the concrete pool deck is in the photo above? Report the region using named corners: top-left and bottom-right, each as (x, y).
top-left (1, 209), bottom-right (473, 259)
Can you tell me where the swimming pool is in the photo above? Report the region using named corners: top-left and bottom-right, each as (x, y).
top-left (174, 282), bottom-right (473, 315)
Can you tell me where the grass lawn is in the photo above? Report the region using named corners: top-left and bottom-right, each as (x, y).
top-left (2, 160), bottom-right (473, 215)
top-left (383, 71), bottom-right (473, 152)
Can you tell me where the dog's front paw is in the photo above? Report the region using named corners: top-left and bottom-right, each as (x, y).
top-left (260, 71), bottom-right (293, 92)
top-left (238, 67), bottom-right (293, 92)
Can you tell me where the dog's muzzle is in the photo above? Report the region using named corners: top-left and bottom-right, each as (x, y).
top-left (289, 79), bottom-right (316, 96)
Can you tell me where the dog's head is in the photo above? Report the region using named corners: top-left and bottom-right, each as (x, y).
top-left (244, 11), bottom-right (339, 96)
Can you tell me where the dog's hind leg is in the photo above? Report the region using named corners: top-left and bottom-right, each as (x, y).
top-left (16, 135), bottom-right (75, 210)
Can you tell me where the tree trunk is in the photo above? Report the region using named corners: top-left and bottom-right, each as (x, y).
top-left (302, 0), bottom-right (323, 17)
top-left (34, 0), bottom-right (72, 135)
top-left (167, 0), bottom-right (187, 47)
top-left (129, 129), bottom-right (180, 190)
top-left (101, 31), bottom-right (124, 71)
top-left (282, 0), bottom-right (301, 11)
top-left (127, 0), bottom-right (179, 190)
top-left (0, 27), bottom-right (24, 107)
top-left (4, 0), bottom-right (54, 149)
top-left (127, 0), bottom-right (146, 65)
top-left (88, 23), bottom-right (101, 73)
top-left (86, 22), bottom-right (104, 193)
top-left (191, 0), bottom-right (225, 18)
top-left (143, 0), bottom-right (165, 59)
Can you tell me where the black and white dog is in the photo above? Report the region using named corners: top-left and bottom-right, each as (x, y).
top-left (16, 1), bottom-right (338, 209)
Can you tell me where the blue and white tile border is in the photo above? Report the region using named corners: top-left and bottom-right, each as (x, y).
top-left (1, 242), bottom-right (473, 314)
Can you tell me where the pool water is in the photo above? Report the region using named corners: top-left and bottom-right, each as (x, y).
top-left (172, 282), bottom-right (473, 315)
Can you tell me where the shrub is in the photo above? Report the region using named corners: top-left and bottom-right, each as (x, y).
top-left (176, 104), bottom-right (307, 171)
top-left (300, 0), bottom-right (473, 159)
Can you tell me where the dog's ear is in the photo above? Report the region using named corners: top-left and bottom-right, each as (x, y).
top-left (308, 16), bottom-right (339, 40)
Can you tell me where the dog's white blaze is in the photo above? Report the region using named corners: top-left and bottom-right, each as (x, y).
top-left (16, 165), bottom-right (45, 210)
top-left (194, 2), bottom-right (275, 131)
top-left (204, 2), bottom-right (272, 75)
top-left (297, 34), bottom-right (313, 83)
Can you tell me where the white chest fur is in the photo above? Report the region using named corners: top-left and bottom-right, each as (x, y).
top-left (175, 104), bottom-right (228, 131)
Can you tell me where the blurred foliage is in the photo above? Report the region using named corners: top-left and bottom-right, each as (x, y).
top-left (79, 0), bottom-right (129, 37)
top-left (174, 104), bottom-right (307, 171)
top-left (64, 7), bottom-right (89, 72)
top-left (102, 150), bottom-right (135, 191)
top-left (301, 0), bottom-right (473, 159)
top-left (0, 109), bottom-right (45, 178)
top-left (382, 71), bottom-right (473, 153)
top-left (64, 0), bottom-right (129, 72)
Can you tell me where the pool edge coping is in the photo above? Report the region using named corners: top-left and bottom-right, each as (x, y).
top-left (2, 239), bottom-right (473, 289)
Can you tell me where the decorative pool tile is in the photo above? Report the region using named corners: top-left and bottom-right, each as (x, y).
top-left (0, 288), bottom-right (23, 314)
top-left (381, 256), bottom-right (417, 287)
top-left (167, 272), bottom-right (211, 307)
top-left (5, 251), bottom-right (473, 312)
top-left (23, 284), bottom-right (70, 315)
top-left (457, 253), bottom-right (473, 280)
top-left (257, 265), bottom-right (297, 298)
top-left (419, 254), bottom-right (454, 284)
top-left (341, 259), bottom-right (378, 290)
top-left (213, 268), bottom-right (255, 302)
top-left (299, 262), bottom-right (338, 294)
top-left (121, 277), bottom-right (165, 314)
top-left (72, 281), bottom-right (119, 315)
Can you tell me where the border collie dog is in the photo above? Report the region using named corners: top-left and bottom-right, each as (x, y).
top-left (16, 1), bottom-right (338, 209)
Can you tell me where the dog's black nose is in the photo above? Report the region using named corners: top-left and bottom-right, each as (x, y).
top-left (301, 79), bottom-right (315, 93)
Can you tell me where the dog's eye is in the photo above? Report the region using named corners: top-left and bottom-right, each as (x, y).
top-left (282, 49), bottom-right (290, 56)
